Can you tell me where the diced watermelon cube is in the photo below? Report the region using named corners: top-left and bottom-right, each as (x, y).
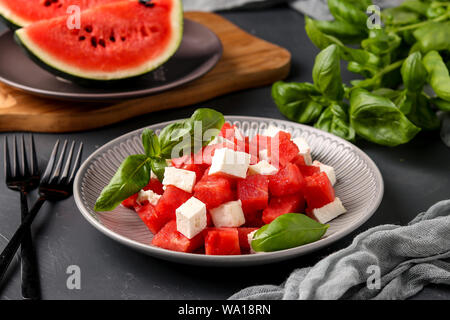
top-left (267, 131), bottom-right (299, 168)
top-left (292, 155), bottom-right (320, 177)
top-left (262, 194), bottom-right (306, 224)
top-left (193, 173), bottom-right (236, 210)
top-left (220, 123), bottom-right (244, 141)
top-left (268, 163), bottom-right (305, 196)
top-left (237, 175), bottom-right (269, 214)
top-left (121, 193), bottom-right (138, 209)
top-left (171, 154), bottom-right (191, 168)
top-left (152, 220), bottom-right (204, 253)
top-left (143, 178), bottom-right (164, 195)
top-left (304, 172), bottom-right (335, 210)
top-left (153, 186), bottom-right (192, 233)
top-left (237, 227), bottom-right (258, 251)
top-left (243, 210), bottom-right (264, 227)
top-left (204, 228), bottom-right (241, 255)
top-left (136, 203), bottom-right (164, 234)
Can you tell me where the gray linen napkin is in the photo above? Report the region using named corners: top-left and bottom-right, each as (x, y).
top-left (229, 200), bottom-right (450, 300)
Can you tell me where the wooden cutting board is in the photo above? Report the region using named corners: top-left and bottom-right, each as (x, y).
top-left (0, 12), bottom-right (291, 133)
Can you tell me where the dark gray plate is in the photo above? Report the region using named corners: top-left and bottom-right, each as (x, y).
top-left (0, 19), bottom-right (222, 102)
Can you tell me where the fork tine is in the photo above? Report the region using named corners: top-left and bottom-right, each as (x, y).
top-left (4, 137), bottom-right (11, 180)
top-left (59, 141), bottom-right (75, 183)
top-left (49, 140), bottom-right (68, 184)
top-left (68, 142), bottom-right (83, 184)
top-left (20, 134), bottom-right (29, 177)
top-left (12, 135), bottom-right (19, 178)
top-left (41, 140), bottom-right (60, 184)
top-left (29, 134), bottom-right (38, 176)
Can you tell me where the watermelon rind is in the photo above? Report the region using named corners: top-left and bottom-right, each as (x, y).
top-left (0, 2), bottom-right (28, 29)
top-left (13, 0), bottom-right (184, 83)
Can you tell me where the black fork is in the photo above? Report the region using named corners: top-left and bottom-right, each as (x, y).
top-left (0, 140), bottom-right (83, 286)
top-left (4, 135), bottom-right (40, 300)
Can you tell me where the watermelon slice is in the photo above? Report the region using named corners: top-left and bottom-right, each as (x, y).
top-left (14, 0), bottom-right (183, 81)
top-left (0, 0), bottom-right (122, 28)
top-left (237, 227), bottom-right (258, 252)
top-left (204, 228), bottom-right (241, 255)
top-left (267, 131), bottom-right (299, 168)
top-left (152, 220), bottom-right (204, 253)
top-left (153, 185), bottom-right (191, 233)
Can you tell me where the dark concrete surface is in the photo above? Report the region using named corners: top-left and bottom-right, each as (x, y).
top-left (0, 6), bottom-right (449, 300)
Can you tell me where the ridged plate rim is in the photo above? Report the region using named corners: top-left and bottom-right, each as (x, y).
top-left (73, 116), bottom-right (384, 267)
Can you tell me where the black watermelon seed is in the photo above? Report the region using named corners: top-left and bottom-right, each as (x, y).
top-left (91, 37), bottom-right (97, 48)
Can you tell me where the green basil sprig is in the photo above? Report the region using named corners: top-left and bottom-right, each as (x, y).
top-left (312, 44), bottom-right (344, 101)
top-left (251, 213), bottom-right (329, 252)
top-left (94, 108), bottom-right (225, 212)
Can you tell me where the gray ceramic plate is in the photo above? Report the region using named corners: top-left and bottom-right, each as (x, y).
top-left (73, 116), bottom-right (384, 266)
top-left (0, 19), bottom-right (222, 102)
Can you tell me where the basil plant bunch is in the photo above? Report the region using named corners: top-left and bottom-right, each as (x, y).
top-left (273, 0), bottom-right (450, 146)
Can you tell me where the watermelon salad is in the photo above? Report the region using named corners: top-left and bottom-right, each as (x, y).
top-left (98, 109), bottom-right (347, 255)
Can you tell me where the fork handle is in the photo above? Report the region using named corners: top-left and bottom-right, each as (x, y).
top-left (20, 191), bottom-right (41, 300)
top-left (0, 197), bottom-right (46, 285)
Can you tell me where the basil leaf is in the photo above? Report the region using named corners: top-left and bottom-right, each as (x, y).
top-left (315, 103), bottom-right (356, 141)
top-left (251, 213), bottom-right (329, 252)
top-left (94, 155), bottom-right (151, 212)
top-left (399, 0), bottom-right (429, 16)
top-left (413, 21), bottom-right (450, 53)
top-left (327, 0), bottom-right (368, 27)
top-left (158, 108), bottom-right (225, 158)
top-left (432, 98), bottom-right (450, 112)
top-left (150, 157), bottom-right (168, 182)
top-left (397, 91), bottom-right (440, 130)
top-left (382, 7), bottom-right (421, 26)
top-left (312, 44), bottom-right (344, 101)
top-left (350, 89), bottom-right (421, 146)
top-left (401, 52), bottom-right (427, 92)
top-left (142, 128), bottom-right (160, 158)
top-left (272, 81), bottom-right (324, 123)
top-left (371, 88), bottom-right (403, 101)
top-left (313, 19), bottom-right (367, 44)
top-left (423, 51), bottom-right (450, 102)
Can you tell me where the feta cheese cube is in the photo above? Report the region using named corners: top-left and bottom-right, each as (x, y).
top-left (210, 200), bottom-right (246, 228)
top-left (248, 230), bottom-right (257, 254)
top-left (258, 149), bottom-right (270, 162)
top-left (248, 160), bottom-right (278, 175)
top-left (137, 189), bottom-right (161, 206)
top-left (162, 167), bottom-right (196, 193)
top-left (264, 125), bottom-right (282, 137)
top-left (176, 197), bottom-right (207, 239)
top-left (292, 137), bottom-right (312, 165)
top-left (209, 148), bottom-right (251, 179)
top-left (313, 160), bottom-right (336, 186)
top-left (312, 197), bottom-right (346, 224)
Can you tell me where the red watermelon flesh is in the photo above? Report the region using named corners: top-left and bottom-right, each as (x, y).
top-left (204, 228), bottom-right (241, 255)
top-left (136, 202), bottom-right (164, 234)
top-left (237, 227), bottom-right (258, 252)
top-left (237, 174), bottom-right (269, 214)
top-left (262, 194), bottom-right (306, 224)
top-left (304, 172), bottom-right (335, 210)
top-left (154, 185), bottom-right (191, 233)
top-left (193, 173), bottom-right (236, 210)
top-left (121, 193), bottom-right (138, 209)
top-left (243, 210), bottom-right (264, 227)
top-left (268, 163), bottom-right (305, 197)
top-left (267, 131), bottom-right (299, 168)
top-left (152, 220), bottom-right (204, 253)
top-left (0, 0), bottom-right (121, 27)
top-left (143, 178), bottom-right (164, 195)
top-left (15, 0), bottom-right (183, 81)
